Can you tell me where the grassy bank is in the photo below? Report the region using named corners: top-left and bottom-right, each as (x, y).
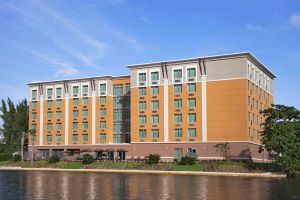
top-left (0, 160), bottom-right (284, 173)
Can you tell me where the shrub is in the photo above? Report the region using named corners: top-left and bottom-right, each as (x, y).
top-left (0, 153), bottom-right (12, 161)
top-left (178, 156), bottom-right (195, 165)
top-left (12, 154), bottom-right (21, 162)
top-left (82, 154), bottom-right (94, 164)
top-left (48, 154), bottom-right (60, 163)
top-left (146, 154), bottom-right (160, 165)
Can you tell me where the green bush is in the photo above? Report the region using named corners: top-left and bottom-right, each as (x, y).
top-left (82, 154), bottom-right (94, 164)
top-left (48, 155), bottom-right (60, 163)
top-left (178, 156), bottom-right (195, 165)
top-left (146, 154), bottom-right (160, 165)
top-left (12, 154), bottom-right (21, 162)
top-left (0, 153), bottom-right (12, 161)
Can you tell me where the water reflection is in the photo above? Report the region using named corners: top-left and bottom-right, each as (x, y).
top-left (0, 170), bottom-right (299, 200)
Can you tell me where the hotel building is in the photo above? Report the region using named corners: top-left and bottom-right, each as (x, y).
top-left (28, 52), bottom-right (276, 161)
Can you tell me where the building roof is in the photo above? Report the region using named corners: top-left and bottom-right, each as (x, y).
top-left (127, 52), bottom-right (277, 79)
top-left (27, 75), bottom-right (130, 86)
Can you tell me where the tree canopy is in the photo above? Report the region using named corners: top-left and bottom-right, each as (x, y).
top-left (260, 104), bottom-right (300, 176)
top-left (0, 98), bottom-right (28, 153)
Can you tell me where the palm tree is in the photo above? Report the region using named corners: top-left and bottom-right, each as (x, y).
top-left (29, 129), bottom-right (36, 167)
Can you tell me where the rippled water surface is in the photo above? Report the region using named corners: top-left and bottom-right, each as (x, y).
top-left (0, 170), bottom-right (300, 200)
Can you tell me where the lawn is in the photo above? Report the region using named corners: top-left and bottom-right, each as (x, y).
top-left (171, 162), bottom-right (204, 171)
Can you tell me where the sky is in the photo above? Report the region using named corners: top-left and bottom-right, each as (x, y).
top-left (0, 0), bottom-right (299, 109)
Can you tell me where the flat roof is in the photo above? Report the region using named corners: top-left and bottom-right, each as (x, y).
top-left (27, 75), bottom-right (130, 86)
top-left (127, 52), bottom-right (276, 78)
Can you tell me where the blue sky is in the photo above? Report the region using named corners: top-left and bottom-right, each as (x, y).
top-left (0, 0), bottom-right (299, 109)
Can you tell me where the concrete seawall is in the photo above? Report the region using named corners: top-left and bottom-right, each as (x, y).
top-left (0, 167), bottom-right (286, 178)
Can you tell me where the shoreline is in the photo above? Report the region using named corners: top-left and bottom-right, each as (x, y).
top-left (0, 167), bottom-right (286, 178)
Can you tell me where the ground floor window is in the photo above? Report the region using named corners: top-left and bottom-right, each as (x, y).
top-left (174, 148), bottom-right (183, 161)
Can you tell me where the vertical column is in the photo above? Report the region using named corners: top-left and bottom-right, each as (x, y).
top-left (64, 93), bottom-right (69, 145)
top-left (163, 79), bottom-right (169, 142)
top-left (202, 75), bottom-right (207, 142)
top-left (39, 95), bottom-right (44, 145)
top-left (92, 91), bottom-right (96, 144)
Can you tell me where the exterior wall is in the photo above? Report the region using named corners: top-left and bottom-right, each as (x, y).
top-left (131, 85), bottom-right (165, 142)
top-left (207, 79), bottom-right (248, 141)
top-left (28, 53), bottom-right (276, 162)
top-left (168, 82), bottom-right (202, 142)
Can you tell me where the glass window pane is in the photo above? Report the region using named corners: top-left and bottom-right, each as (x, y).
top-left (151, 72), bottom-right (159, 81)
top-left (187, 68), bottom-right (196, 78)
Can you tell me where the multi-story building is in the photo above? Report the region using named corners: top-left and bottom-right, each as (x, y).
top-left (28, 52), bottom-right (276, 161)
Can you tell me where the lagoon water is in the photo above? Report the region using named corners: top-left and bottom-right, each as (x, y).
top-left (0, 170), bottom-right (299, 200)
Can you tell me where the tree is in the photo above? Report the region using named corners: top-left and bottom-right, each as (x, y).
top-left (29, 129), bottom-right (36, 167)
top-left (0, 98), bottom-right (28, 156)
top-left (214, 142), bottom-right (230, 160)
top-left (260, 104), bottom-right (300, 176)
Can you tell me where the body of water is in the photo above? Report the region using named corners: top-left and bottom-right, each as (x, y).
top-left (0, 170), bottom-right (299, 200)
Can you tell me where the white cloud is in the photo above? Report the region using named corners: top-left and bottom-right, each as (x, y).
top-left (290, 14), bottom-right (300, 27)
top-left (246, 24), bottom-right (268, 33)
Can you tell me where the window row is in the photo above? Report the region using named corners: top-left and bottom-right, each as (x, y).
top-left (138, 113), bottom-right (197, 124)
top-left (139, 128), bottom-right (197, 138)
top-left (138, 98), bottom-right (196, 110)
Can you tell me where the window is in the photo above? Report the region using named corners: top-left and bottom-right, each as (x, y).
top-left (47, 135), bottom-right (52, 142)
top-left (100, 133), bottom-right (106, 142)
top-left (187, 68), bottom-right (196, 78)
top-left (114, 109), bottom-right (123, 121)
top-left (47, 100), bottom-right (52, 107)
top-left (100, 83), bottom-right (106, 93)
top-left (100, 108), bottom-right (106, 116)
top-left (100, 121), bottom-right (106, 128)
top-left (174, 84), bottom-right (182, 93)
top-left (139, 130), bottom-right (146, 138)
top-left (73, 98), bottom-right (79, 105)
top-left (152, 129), bottom-right (159, 138)
top-left (174, 128), bottom-right (182, 138)
top-left (174, 69), bottom-right (182, 79)
top-left (139, 73), bottom-right (146, 82)
top-left (73, 110), bottom-right (78, 117)
top-left (32, 90), bottom-right (37, 99)
top-left (47, 111), bottom-right (52, 118)
top-left (82, 122), bottom-right (88, 129)
top-left (151, 71), bottom-right (159, 81)
top-left (125, 83), bottom-right (130, 95)
top-left (152, 115), bottom-right (159, 124)
top-left (113, 84), bottom-right (123, 96)
top-left (56, 134), bottom-right (61, 142)
top-left (82, 97), bottom-right (88, 105)
top-left (82, 134), bottom-right (88, 142)
top-left (31, 124), bottom-right (37, 130)
top-left (47, 123), bottom-right (52, 131)
top-left (187, 83), bottom-right (196, 93)
top-left (100, 96), bottom-right (106, 104)
top-left (174, 99), bottom-right (182, 108)
top-left (139, 115), bottom-right (146, 124)
top-left (151, 100), bottom-right (159, 109)
top-left (56, 111), bottom-right (62, 118)
top-left (56, 123), bottom-right (62, 131)
top-left (187, 98), bottom-right (196, 108)
top-left (82, 85), bottom-right (88, 95)
top-left (139, 87), bottom-right (146, 96)
top-left (151, 86), bottom-right (159, 95)
top-left (188, 113), bottom-right (196, 122)
top-left (188, 128), bottom-right (196, 137)
top-left (82, 109), bottom-right (88, 117)
top-left (73, 86), bottom-right (79, 96)
top-left (32, 101), bottom-right (37, 108)
top-left (32, 112), bottom-right (37, 119)
top-left (139, 101), bottom-right (146, 110)
top-left (174, 114), bottom-right (182, 123)
top-left (72, 134), bottom-right (78, 142)
top-left (47, 88), bottom-right (53, 97)
top-left (56, 88), bottom-right (62, 98)
top-left (56, 99), bottom-right (62, 107)
top-left (72, 122), bottom-right (78, 130)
